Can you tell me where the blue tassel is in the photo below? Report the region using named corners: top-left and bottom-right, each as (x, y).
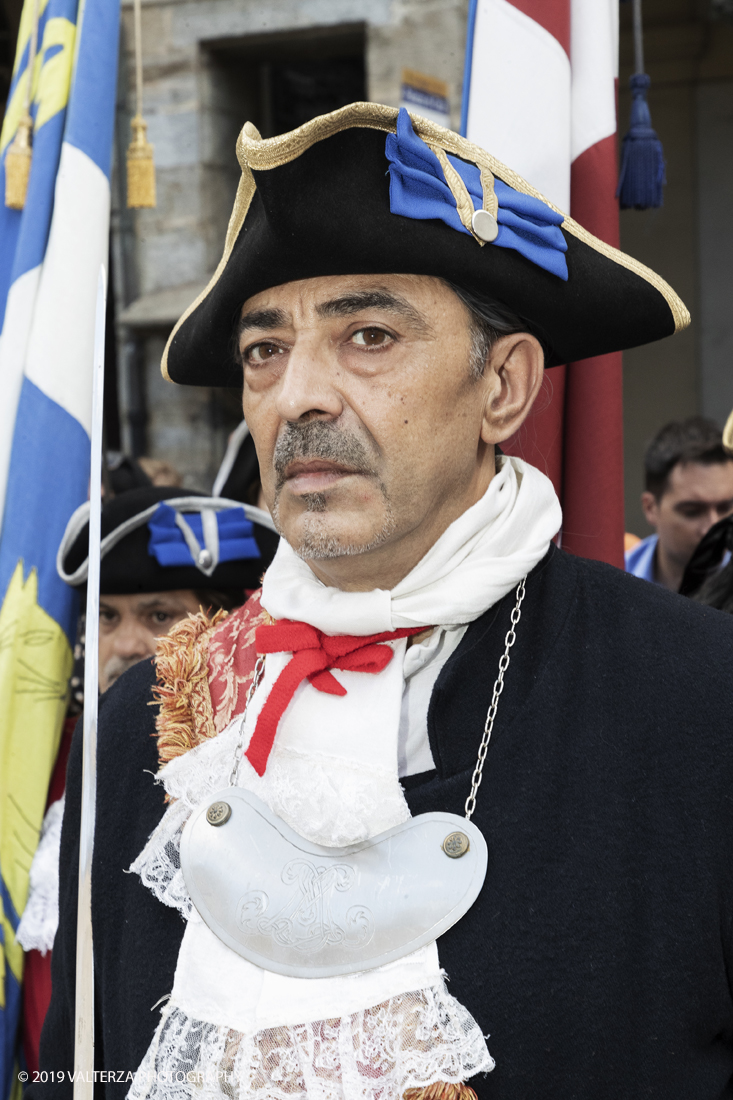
top-left (617, 73), bottom-right (666, 210)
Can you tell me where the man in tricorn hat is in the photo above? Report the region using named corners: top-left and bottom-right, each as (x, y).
top-left (32, 106), bottom-right (733, 1100)
top-left (18, 486), bottom-right (278, 1071)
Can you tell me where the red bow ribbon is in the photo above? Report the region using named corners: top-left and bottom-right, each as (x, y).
top-left (246, 619), bottom-right (429, 776)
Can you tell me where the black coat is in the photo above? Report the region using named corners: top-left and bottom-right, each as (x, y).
top-left (31, 546), bottom-right (733, 1099)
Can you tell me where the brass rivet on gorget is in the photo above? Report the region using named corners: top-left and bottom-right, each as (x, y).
top-left (442, 831), bottom-right (470, 858)
top-left (206, 801), bottom-right (231, 826)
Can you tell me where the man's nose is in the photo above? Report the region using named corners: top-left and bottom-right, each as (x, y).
top-left (108, 621), bottom-right (155, 660)
top-left (274, 337), bottom-right (344, 423)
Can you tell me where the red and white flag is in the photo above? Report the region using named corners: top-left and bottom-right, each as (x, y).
top-left (462, 0), bottom-right (624, 567)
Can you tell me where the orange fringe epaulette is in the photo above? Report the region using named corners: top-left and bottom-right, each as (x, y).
top-left (403, 1086), bottom-right (478, 1100)
top-left (152, 608), bottom-right (228, 766)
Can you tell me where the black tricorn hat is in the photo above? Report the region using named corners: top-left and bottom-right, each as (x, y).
top-left (162, 102), bottom-right (689, 387)
top-left (57, 486), bottom-right (279, 595)
top-left (679, 513), bottom-right (733, 598)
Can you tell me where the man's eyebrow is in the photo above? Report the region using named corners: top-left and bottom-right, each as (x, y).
top-left (135, 596), bottom-right (180, 611)
top-left (315, 290), bottom-right (431, 332)
top-left (236, 291), bottom-right (431, 339)
top-left (237, 307), bottom-right (290, 338)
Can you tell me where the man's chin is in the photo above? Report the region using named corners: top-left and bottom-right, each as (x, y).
top-left (281, 511), bottom-right (396, 562)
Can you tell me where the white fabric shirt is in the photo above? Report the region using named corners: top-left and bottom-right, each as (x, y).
top-left (398, 625), bottom-right (467, 776)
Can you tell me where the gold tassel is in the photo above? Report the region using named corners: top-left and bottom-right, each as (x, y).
top-left (126, 0), bottom-right (156, 208)
top-left (403, 1085), bottom-right (478, 1100)
top-left (5, 0), bottom-right (41, 211)
top-left (126, 114), bottom-right (156, 208)
top-left (5, 111), bottom-right (33, 210)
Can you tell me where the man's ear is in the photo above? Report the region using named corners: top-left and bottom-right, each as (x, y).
top-left (641, 491), bottom-right (660, 530)
top-left (479, 333), bottom-right (545, 445)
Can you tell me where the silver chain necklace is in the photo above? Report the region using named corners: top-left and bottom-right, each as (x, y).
top-left (228, 577), bottom-right (527, 815)
top-left (465, 575), bottom-right (526, 819)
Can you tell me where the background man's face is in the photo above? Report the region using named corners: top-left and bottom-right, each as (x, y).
top-left (239, 274), bottom-right (531, 589)
top-left (642, 460), bottom-right (733, 572)
top-left (98, 590), bottom-right (202, 692)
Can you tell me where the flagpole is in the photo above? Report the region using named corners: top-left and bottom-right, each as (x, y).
top-left (73, 264), bottom-right (106, 1099)
top-left (459, 0), bottom-right (479, 137)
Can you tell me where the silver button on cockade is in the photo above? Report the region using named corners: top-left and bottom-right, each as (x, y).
top-left (471, 209), bottom-right (499, 243)
top-left (198, 548), bottom-right (213, 569)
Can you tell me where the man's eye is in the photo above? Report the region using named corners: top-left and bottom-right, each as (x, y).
top-left (352, 327), bottom-right (392, 348)
top-left (245, 342), bottom-right (286, 364)
top-left (152, 612), bottom-right (173, 625)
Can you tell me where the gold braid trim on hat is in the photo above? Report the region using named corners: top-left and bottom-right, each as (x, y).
top-left (162, 101), bottom-right (689, 379)
top-left (430, 145), bottom-right (484, 245)
top-left (152, 609), bottom-right (227, 765)
top-left (479, 165), bottom-right (498, 220)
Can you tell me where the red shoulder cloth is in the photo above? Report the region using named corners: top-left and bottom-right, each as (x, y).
top-left (206, 590), bottom-right (271, 733)
top-left (153, 592), bottom-right (269, 765)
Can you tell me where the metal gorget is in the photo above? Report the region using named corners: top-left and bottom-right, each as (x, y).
top-left (181, 787), bottom-right (487, 979)
top-left (180, 578), bottom-right (526, 979)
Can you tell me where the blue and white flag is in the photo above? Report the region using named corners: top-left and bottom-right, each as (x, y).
top-left (0, 0), bottom-right (119, 1090)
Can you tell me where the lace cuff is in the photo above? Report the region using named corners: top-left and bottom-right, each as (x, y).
top-left (127, 982), bottom-right (493, 1100)
top-left (129, 799), bottom-right (192, 919)
top-left (17, 797), bottom-right (65, 954)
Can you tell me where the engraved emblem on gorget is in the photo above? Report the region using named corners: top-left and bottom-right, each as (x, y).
top-left (236, 859), bottom-right (375, 953)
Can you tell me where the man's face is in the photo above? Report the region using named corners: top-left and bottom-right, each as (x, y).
top-left (642, 460), bottom-right (733, 571)
top-left (239, 274), bottom-right (543, 590)
top-left (98, 590), bottom-right (202, 693)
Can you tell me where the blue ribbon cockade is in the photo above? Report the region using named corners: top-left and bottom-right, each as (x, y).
top-left (147, 503), bottom-right (260, 568)
top-left (385, 108), bottom-right (568, 280)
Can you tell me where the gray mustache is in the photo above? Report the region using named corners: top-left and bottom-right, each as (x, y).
top-left (273, 422), bottom-right (374, 488)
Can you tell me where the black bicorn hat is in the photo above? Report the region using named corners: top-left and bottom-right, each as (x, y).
top-left (57, 486), bottom-right (279, 595)
top-left (162, 102), bottom-right (690, 387)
